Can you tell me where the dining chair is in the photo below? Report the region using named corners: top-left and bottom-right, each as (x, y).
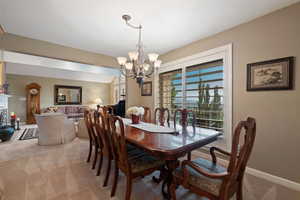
top-left (107, 105), bottom-right (115, 115)
top-left (154, 107), bottom-right (170, 127)
top-left (84, 109), bottom-right (100, 169)
top-left (94, 110), bottom-right (147, 187)
top-left (173, 108), bottom-right (196, 129)
top-left (97, 105), bottom-right (109, 115)
top-left (141, 106), bottom-right (151, 123)
top-left (173, 108), bottom-right (196, 160)
top-left (93, 110), bottom-right (113, 185)
top-left (170, 117), bottom-right (256, 200)
top-left (109, 115), bottom-right (166, 200)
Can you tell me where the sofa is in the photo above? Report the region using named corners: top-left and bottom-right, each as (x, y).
top-left (35, 113), bottom-right (76, 145)
top-left (0, 126), bottom-right (14, 142)
top-left (43, 105), bottom-right (88, 120)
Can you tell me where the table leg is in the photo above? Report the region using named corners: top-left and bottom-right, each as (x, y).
top-left (161, 160), bottom-right (179, 199)
top-left (152, 166), bottom-right (167, 184)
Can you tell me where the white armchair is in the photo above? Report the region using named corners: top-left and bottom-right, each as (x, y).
top-left (35, 113), bottom-right (76, 145)
top-left (76, 118), bottom-right (89, 139)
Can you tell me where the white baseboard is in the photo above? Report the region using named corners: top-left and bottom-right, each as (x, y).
top-left (193, 151), bottom-right (300, 192)
top-left (246, 167), bottom-right (300, 192)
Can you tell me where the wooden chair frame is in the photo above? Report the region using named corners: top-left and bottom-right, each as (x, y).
top-left (97, 105), bottom-right (114, 115)
top-left (173, 108), bottom-right (196, 129)
top-left (170, 117), bottom-right (256, 200)
top-left (84, 109), bottom-right (101, 170)
top-left (174, 108), bottom-right (196, 160)
top-left (93, 108), bottom-right (114, 187)
top-left (109, 115), bottom-right (165, 200)
top-left (154, 107), bottom-right (170, 127)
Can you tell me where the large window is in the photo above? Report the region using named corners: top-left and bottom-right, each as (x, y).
top-left (159, 69), bottom-right (182, 117)
top-left (159, 60), bottom-right (224, 131)
top-left (185, 60), bottom-right (224, 131)
top-left (155, 44), bottom-right (232, 149)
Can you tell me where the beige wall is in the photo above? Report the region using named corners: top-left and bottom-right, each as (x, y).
top-left (130, 3), bottom-right (300, 182)
top-left (126, 78), bottom-right (142, 110)
top-left (7, 74), bottom-right (111, 122)
top-left (0, 33), bottom-right (118, 68)
top-left (125, 77), bottom-right (156, 116)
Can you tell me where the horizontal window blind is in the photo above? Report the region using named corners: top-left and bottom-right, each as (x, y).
top-left (185, 60), bottom-right (224, 131)
top-left (159, 69), bottom-right (183, 118)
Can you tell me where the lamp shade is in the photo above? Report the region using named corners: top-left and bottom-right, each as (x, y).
top-left (117, 57), bottom-right (127, 65)
top-left (128, 51), bottom-right (139, 61)
top-left (148, 53), bottom-right (159, 62)
top-left (143, 63), bottom-right (150, 71)
top-left (94, 98), bottom-right (103, 105)
top-left (125, 62), bottom-right (133, 70)
top-left (154, 60), bottom-right (162, 68)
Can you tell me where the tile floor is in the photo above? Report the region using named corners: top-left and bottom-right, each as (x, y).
top-left (0, 127), bottom-right (299, 200)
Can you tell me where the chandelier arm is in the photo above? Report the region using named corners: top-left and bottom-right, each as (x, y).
top-left (144, 65), bottom-right (155, 77)
top-left (120, 66), bottom-right (135, 78)
top-left (121, 71), bottom-right (136, 79)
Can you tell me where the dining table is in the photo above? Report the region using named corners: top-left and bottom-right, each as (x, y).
top-left (121, 119), bottom-right (221, 199)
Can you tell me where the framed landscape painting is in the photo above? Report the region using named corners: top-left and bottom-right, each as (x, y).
top-left (141, 81), bottom-right (152, 96)
top-left (247, 57), bottom-right (294, 91)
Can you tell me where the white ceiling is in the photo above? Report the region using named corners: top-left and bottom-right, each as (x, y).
top-left (1, 0), bottom-right (299, 57)
top-left (3, 51), bottom-right (120, 83)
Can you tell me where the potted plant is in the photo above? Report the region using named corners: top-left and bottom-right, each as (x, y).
top-left (126, 107), bottom-right (144, 124)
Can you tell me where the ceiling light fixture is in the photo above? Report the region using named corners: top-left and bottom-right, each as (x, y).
top-left (116, 15), bottom-right (162, 86)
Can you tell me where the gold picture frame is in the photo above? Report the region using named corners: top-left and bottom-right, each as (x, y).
top-left (141, 81), bottom-right (152, 96)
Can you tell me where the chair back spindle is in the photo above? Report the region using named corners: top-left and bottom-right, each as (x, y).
top-left (84, 109), bottom-right (97, 143)
top-left (154, 107), bottom-right (170, 127)
top-left (174, 108), bottom-right (196, 129)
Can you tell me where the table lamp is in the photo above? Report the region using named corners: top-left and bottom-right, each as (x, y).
top-left (93, 98), bottom-right (103, 110)
top-left (94, 98), bottom-right (103, 105)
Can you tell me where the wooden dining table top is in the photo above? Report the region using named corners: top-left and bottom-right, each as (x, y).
top-left (123, 123), bottom-right (221, 160)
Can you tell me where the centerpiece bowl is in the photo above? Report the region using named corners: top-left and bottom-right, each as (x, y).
top-left (127, 106), bottom-right (145, 124)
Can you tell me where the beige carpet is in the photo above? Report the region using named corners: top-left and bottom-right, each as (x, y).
top-left (0, 130), bottom-right (299, 200)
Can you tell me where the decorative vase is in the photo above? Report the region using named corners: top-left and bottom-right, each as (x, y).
top-left (131, 114), bottom-right (140, 124)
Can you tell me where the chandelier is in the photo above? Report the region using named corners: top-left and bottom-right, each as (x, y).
top-left (116, 15), bottom-right (162, 86)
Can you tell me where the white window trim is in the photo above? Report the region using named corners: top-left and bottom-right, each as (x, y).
top-left (112, 75), bottom-right (126, 104)
top-left (154, 44), bottom-right (233, 150)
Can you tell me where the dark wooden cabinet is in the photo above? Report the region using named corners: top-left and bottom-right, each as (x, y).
top-left (26, 83), bottom-right (41, 124)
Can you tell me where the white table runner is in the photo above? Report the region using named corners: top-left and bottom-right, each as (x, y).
top-left (122, 118), bottom-right (178, 134)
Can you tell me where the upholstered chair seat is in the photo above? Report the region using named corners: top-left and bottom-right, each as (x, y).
top-left (174, 158), bottom-right (226, 196)
top-left (126, 143), bottom-right (141, 151)
top-left (129, 155), bottom-right (165, 174)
